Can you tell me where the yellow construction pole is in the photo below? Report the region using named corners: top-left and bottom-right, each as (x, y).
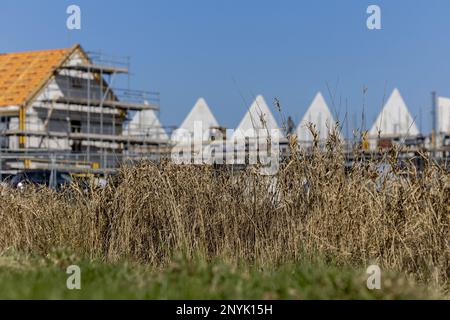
top-left (362, 131), bottom-right (369, 150)
top-left (19, 105), bottom-right (26, 148)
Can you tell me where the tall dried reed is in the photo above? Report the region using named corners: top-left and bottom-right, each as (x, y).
top-left (0, 134), bottom-right (448, 289)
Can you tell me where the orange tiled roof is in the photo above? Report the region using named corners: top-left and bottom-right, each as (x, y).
top-left (0, 47), bottom-right (72, 107)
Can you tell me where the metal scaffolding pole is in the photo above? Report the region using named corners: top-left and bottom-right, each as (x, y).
top-left (0, 48), bottom-right (164, 175)
top-left (87, 65), bottom-right (91, 163)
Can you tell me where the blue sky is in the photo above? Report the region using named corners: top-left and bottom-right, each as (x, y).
top-left (1, 0), bottom-right (450, 135)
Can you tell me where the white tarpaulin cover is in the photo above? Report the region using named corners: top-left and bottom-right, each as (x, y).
top-left (234, 95), bottom-right (280, 137)
top-left (124, 109), bottom-right (169, 142)
top-left (296, 92), bottom-right (339, 142)
top-left (437, 97), bottom-right (450, 134)
top-left (369, 88), bottom-right (420, 137)
top-left (171, 98), bottom-right (220, 142)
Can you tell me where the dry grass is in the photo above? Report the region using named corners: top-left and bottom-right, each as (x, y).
top-left (0, 134), bottom-right (448, 292)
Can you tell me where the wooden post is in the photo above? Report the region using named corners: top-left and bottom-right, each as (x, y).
top-left (19, 105), bottom-right (26, 148)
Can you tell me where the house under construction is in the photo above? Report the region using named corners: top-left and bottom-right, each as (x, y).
top-left (0, 44), bottom-right (169, 175)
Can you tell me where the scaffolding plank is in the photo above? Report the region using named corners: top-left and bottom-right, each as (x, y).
top-left (3, 129), bottom-right (169, 145)
top-left (60, 63), bottom-right (128, 74)
top-left (6, 162), bottom-right (116, 174)
top-left (34, 103), bottom-right (121, 115)
top-left (40, 97), bottom-right (157, 111)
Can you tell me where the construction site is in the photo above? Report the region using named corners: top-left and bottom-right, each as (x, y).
top-left (171, 91), bottom-right (450, 169)
top-left (0, 44), bottom-right (170, 178)
top-left (0, 44), bottom-right (449, 179)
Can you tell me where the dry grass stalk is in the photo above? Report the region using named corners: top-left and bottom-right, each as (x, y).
top-left (0, 134), bottom-right (448, 290)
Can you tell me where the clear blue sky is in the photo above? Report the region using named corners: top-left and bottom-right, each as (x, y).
top-left (1, 0), bottom-right (450, 135)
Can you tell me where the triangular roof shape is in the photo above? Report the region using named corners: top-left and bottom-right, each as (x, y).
top-left (296, 92), bottom-right (338, 142)
top-left (234, 95), bottom-right (280, 135)
top-left (171, 98), bottom-right (220, 142)
top-left (0, 44), bottom-right (84, 107)
top-left (179, 98), bottom-right (219, 132)
top-left (437, 96), bottom-right (450, 134)
top-left (369, 88), bottom-right (420, 137)
top-left (124, 109), bottom-right (169, 142)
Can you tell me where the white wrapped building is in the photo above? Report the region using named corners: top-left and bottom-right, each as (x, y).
top-left (296, 92), bottom-right (340, 145)
top-left (369, 89), bottom-right (420, 139)
top-left (233, 95), bottom-right (281, 140)
top-left (171, 98), bottom-right (221, 144)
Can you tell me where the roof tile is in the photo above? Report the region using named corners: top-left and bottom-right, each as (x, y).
top-left (0, 48), bottom-right (71, 107)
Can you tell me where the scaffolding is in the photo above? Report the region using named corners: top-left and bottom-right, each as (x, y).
top-left (0, 48), bottom-right (171, 176)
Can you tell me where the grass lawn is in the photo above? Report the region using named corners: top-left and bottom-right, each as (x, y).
top-left (0, 250), bottom-right (443, 300)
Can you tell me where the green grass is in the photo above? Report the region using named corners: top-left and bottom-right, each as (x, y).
top-left (0, 250), bottom-right (443, 300)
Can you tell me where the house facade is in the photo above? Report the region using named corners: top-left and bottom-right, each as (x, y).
top-left (0, 44), bottom-right (165, 173)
